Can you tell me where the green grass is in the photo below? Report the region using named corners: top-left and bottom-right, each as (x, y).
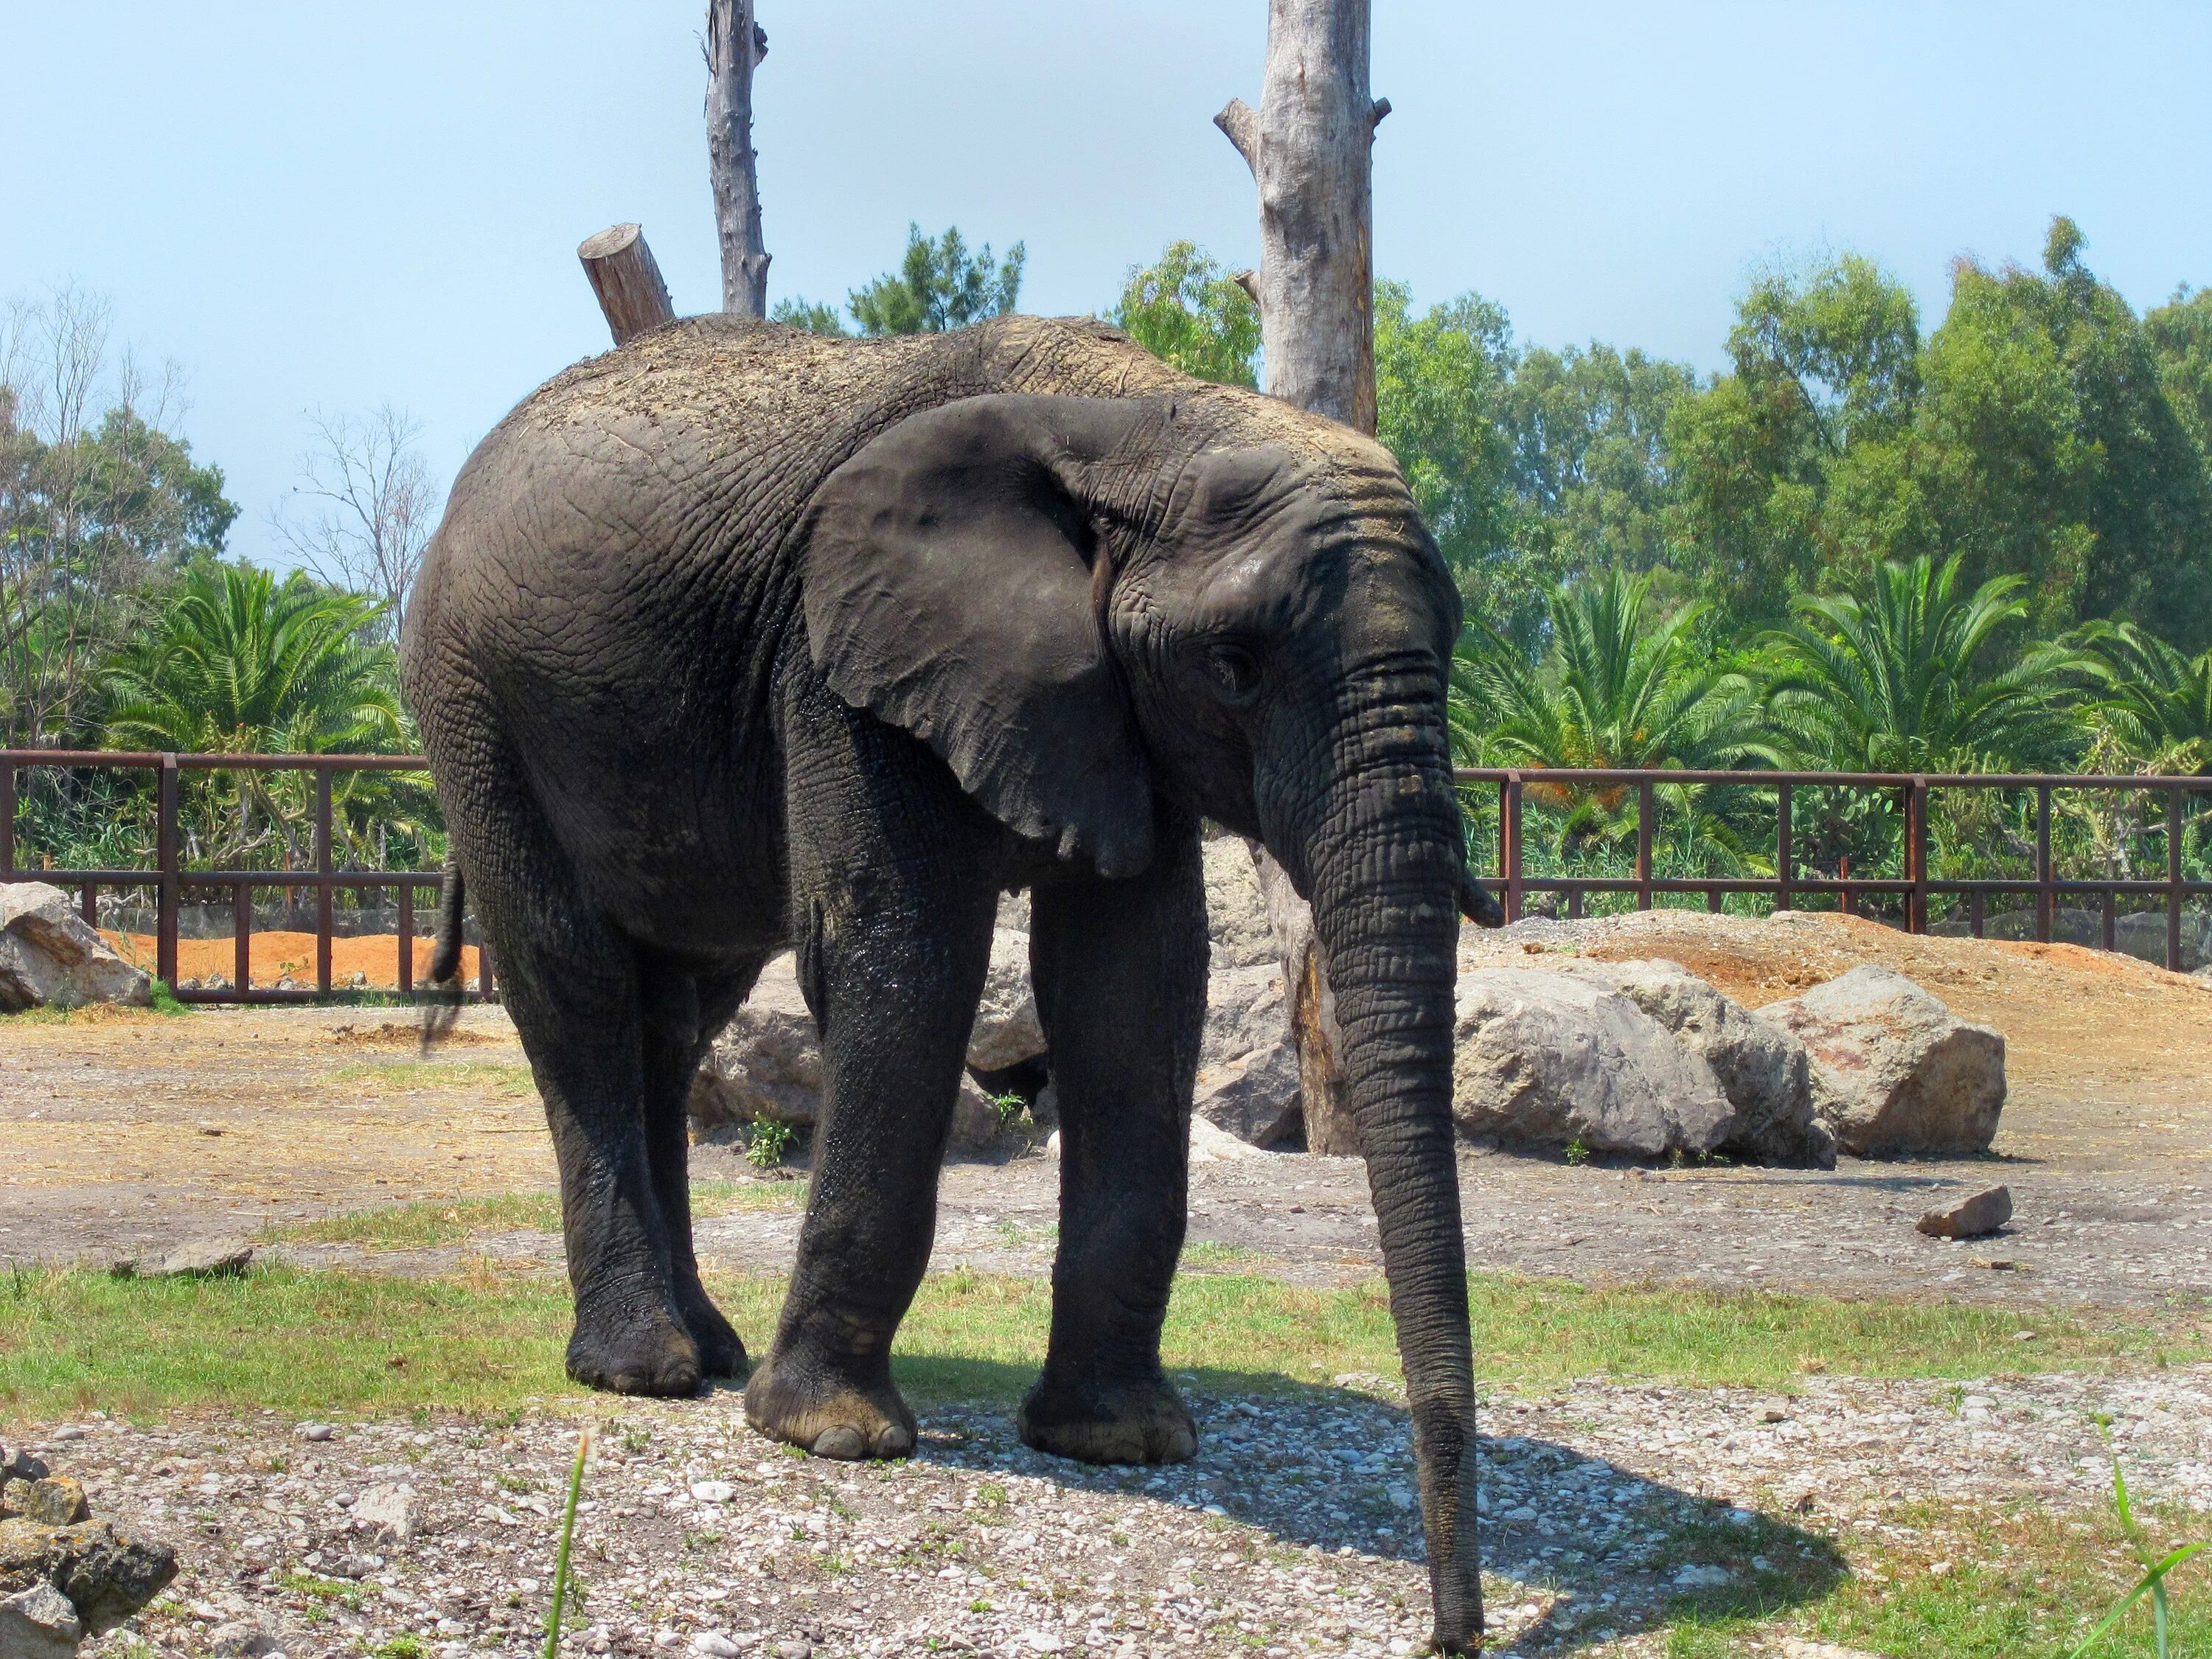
top-left (269, 1183), bottom-right (801, 1251)
top-left (0, 1263), bottom-right (2194, 1423)
top-left (1658, 1494), bottom-right (2211, 1659)
top-left (328, 1060), bottom-right (538, 1095)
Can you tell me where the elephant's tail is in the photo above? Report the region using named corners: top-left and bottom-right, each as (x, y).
top-left (419, 858), bottom-right (467, 1055)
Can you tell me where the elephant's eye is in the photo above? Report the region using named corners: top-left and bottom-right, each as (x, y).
top-left (1200, 640), bottom-right (1263, 706)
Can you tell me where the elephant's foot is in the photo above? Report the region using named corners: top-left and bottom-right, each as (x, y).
top-left (566, 1304), bottom-right (705, 1398)
top-left (745, 1351), bottom-right (916, 1460)
top-left (1017, 1373), bottom-right (1196, 1465)
top-left (677, 1287), bottom-right (749, 1380)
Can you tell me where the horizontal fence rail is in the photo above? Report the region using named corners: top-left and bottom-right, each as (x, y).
top-left (1, 750), bottom-right (490, 1005)
top-left (7, 752), bottom-right (2208, 999)
top-left (1458, 767), bottom-right (2212, 973)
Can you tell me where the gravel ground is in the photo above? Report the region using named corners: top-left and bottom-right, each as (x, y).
top-left (29, 1363), bottom-right (2211, 1659)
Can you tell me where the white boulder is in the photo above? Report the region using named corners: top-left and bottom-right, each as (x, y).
top-left (690, 953), bottom-right (821, 1130)
top-left (1452, 967), bottom-right (1736, 1157)
top-left (1192, 1033), bottom-right (1302, 1149)
top-left (1759, 965), bottom-right (2005, 1155)
top-left (967, 928), bottom-right (1046, 1072)
top-left (0, 881), bottom-right (150, 1012)
top-left (1202, 837), bottom-right (1277, 969)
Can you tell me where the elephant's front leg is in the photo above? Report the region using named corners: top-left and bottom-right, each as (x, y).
top-left (746, 691), bottom-right (1001, 1458)
top-left (1018, 821), bottom-right (1208, 1464)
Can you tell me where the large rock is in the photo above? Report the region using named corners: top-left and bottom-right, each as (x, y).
top-left (0, 883), bottom-right (150, 1012)
top-left (1761, 966), bottom-right (2005, 1155)
top-left (691, 954), bottom-right (822, 1131)
top-left (967, 928), bottom-right (1045, 1071)
top-left (1545, 958), bottom-right (1834, 1167)
top-left (1202, 838), bottom-right (1277, 969)
top-left (0, 1580), bottom-right (80, 1659)
top-left (1192, 1034), bottom-right (1301, 1149)
top-left (1200, 962), bottom-right (1289, 1072)
top-left (0, 1516), bottom-right (176, 1638)
top-left (1452, 968), bottom-right (1736, 1157)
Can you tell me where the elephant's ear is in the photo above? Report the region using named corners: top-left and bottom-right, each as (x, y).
top-left (801, 394), bottom-right (1158, 877)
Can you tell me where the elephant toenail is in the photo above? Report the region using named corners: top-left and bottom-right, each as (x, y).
top-left (812, 1425), bottom-right (866, 1459)
top-left (872, 1425), bottom-right (914, 1458)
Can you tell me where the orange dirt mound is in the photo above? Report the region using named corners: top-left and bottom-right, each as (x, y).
top-left (104, 931), bottom-right (481, 991)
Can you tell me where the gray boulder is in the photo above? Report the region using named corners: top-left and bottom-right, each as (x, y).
top-left (0, 883), bottom-right (150, 1012)
top-left (0, 1580), bottom-right (80, 1658)
top-left (1203, 838), bottom-right (1277, 969)
top-left (1545, 958), bottom-right (1834, 1166)
top-left (1192, 1034), bottom-right (1301, 1149)
top-left (1201, 962), bottom-right (1290, 1073)
top-left (966, 928), bottom-right (1046, 1072)
top-left (1452, 967), bottom-right (1736, 1157)
top-left (691, 954), bottom-right (821, 1131)
top-left (1760, 965), bottom-right (2005, 1156)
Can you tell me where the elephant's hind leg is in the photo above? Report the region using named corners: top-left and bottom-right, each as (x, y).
top-left (638, 952), bottom-right (764, 1380)
top-left (457, 781), bottom-right (703, 1397)
top-left (1018, 822), bottom-right (1208, 1465)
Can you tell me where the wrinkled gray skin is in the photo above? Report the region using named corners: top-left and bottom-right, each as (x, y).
top-left (401, 314), bottom-right (1482, 1649)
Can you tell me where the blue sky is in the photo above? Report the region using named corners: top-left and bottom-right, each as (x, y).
top-left (7, 1), bottom-right (2211, 568)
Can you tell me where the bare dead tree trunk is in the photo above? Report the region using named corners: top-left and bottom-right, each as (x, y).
top-left (578, 224), bottom-right (677, 346)
top-left (706, 0), bottom-right (771, 316)
top-left (1220, 0), bottom-right (1387, 1155)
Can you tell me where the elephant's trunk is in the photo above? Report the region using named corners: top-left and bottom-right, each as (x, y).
top-left (1294, 666), bottom-right (1481, 1653)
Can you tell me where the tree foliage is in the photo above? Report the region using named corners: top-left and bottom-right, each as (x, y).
top-left (779, 224), bottom-right (1026, 339)
top-left (1107, 242), bottom-right (1259, 387)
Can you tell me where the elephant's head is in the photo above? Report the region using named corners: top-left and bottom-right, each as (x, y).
top-left (804, 391), bottom-right (1481, 1650)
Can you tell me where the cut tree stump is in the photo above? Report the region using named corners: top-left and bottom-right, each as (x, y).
top-left (577, 223), bottom-right (676, 347)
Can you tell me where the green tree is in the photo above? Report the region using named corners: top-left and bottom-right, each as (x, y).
top-left (1664, 253), bottom-right (1925, 623)
top-left (1, 299), bottom-right (240, 747)
top-left (1107, 242), bottom-right (1259, 387)
top-left (2073, 619), bottom-right (2212, 773)
top-left (1452, 571), bottom-right (1763, 865)
top-left (1498, 341), bottom-right (1697, 603)
top-left (1916, 218), bottom-right (2212, 646)
top-left (1759, 552), bottom-right (2084, 773)
top-left (768, 297), bottom-right (848, 337)
top-left (102, 563), bottom-right (403, 755)
top-left (1373, 281), bottom-right (1531, 640)
top-left (847, 223), bottom-right (1026, 336)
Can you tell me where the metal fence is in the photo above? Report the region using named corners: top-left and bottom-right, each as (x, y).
top-left (0, 750), bottom-right (490, 1004)
top-left (1462, 767), bottom-right (2212, 972)
top-left (6, 752), bottom-right (2209, 1000)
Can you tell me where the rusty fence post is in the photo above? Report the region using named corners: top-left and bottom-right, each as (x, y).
top-left (1775, 782), bottom-right (1792, 913)
top-left (1503, 773), bottom-right (1524, 923)
top-left (1635, 779), bottom-right (1655, 911)
top-left (156, 755), bottom-right (179, 990)
top-left (2035, 784), bottom-right (2053, 944)
top-left (2169, 786), bottom-right (2185, 974)
top-left (1908, 776), bottom-right (1929, 934)
top-left (235, 877), bottom-right (252, 995)
top-left (316, 764), bottom-right (334, 995)
top-left (398, 879), bottom-right (415, 994)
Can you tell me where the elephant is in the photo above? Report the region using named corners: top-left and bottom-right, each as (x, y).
top-left (401, 312), bottom-right (1484, 1649)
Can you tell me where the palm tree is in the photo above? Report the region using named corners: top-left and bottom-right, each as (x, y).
top-left (1452, 570), bottom-right (1766, 869)
top-left (102, 563), bottom-right (425, 869)
top-left (2073, 619), bottom-right (2212, 775)
top-left (103, 562), bottom-right (402, 754)
top-left (1758, 553), bottom-right (2084, 773)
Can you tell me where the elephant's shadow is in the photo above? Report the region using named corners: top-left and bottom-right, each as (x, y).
top-left (760, 1360), bottom-right (1851, 1649)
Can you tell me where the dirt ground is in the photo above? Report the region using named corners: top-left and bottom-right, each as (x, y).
top-left (4, 908), bottom-right (2210, 1312)
top-left (102, 930), bottom-right (481, 990)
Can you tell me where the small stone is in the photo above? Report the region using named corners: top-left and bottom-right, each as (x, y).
top-left (21, 1477), bottom-right (90, 1527)
top-left (693, 1635), bottom-right (741, 1658)
top-left (2, 1453), bottom-right (49, 1482)
top-left (352, 1482), bottom-right (425, 1543)
top-left (210, 1617), bottom-right (282, 1655)
top-left (687, 1481), bottom-right (735, 1505)
top-left (775, 1643), bottom-right (813, 1659)
top-left (153, 1237), bottom-right (255, 1278)
top-left (0, 1580), bottom-right (82, 1659)
top-left (1021, 1634), bottom-right (1068, 1655)
top-left (1916, 1185), bottom-right (2013, 1239)
top-left (1672, 1563), bottom-right (1733, 1588)
top-left (47, 1428), bottom-right (86, 1444)
top-left (295, 1422), bottom-right (335, 1443)
top-left (1759, 1405), bottom-right (1790, 1424)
